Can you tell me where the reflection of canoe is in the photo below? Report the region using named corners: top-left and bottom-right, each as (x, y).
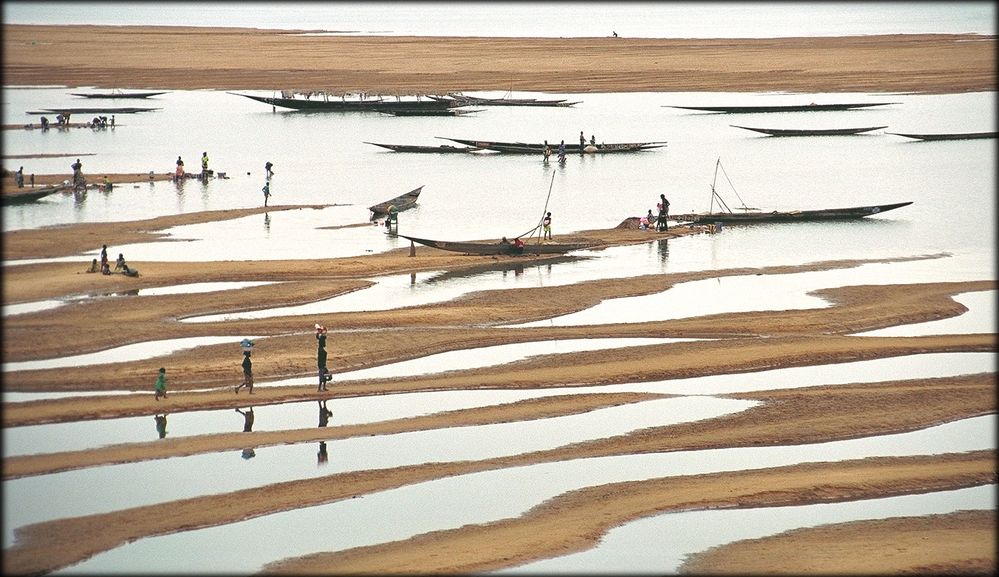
top-left (732, 125), bottom-right (887, 136)
top-left (232, 92), bottom-right (456, 112)
top-left (2, 183), bottom-right (72, 205)
top-left (368, 185), bottom-right (423, 216)
top-left (667, 102), bottom-right (899, 113)
top-left (887, 131), bottom-right (997, 141)
top-left (365, 142), bottom-right (479, 153)
top-left (441, 137), bottom-right (666, 154)
top-left (399, 234), bottom-right (594, 255)
top-left (378, 108), bottom-right (483, 116)
top-left (672, 202), bottom-right (913, 224)
top-left (70, 91), bottom-right (168, 99)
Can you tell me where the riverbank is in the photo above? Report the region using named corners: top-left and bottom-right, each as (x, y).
top-left (3, 26), bottom-right (995, 94)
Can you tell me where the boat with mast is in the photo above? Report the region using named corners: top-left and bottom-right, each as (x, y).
top-left (670, 159), bottom-right (913, 224)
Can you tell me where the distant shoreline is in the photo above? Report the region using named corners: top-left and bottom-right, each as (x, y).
top-left (3, 25), bottom-right (995, 94)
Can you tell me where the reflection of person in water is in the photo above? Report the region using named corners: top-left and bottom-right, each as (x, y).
top-left (318, 400), bottom-right (333, 427)
top-left (236, 407), bottom-right (254, 432)
top-left (317, 441), bottom-right (329, 466)
top-left (241, 448), bottom-right (256, 460)
top-left (154, 414), bottom-right (168, 439)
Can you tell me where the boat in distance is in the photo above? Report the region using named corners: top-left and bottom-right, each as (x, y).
top-left (70, 91), bottom-right (168, 99)
top-left (399, 235), bottom-right (594, 255)
top-left (368, 185), bottom-right (423, 217)
top-left (378, 108), bottom-right (483, 117)
top-left (365, 142), bottom-right (479, 153)
top-left (232, 92), bottom-right (457, 112)
top-left (440, 137), bottom-right (666, 154)
top-left (887, 131), bottom-right (997, 141)
top-left (2, 183), bottom-right (72, 205)
top-left (666, 102), bottom-right (900, 113)
top-left (672, 201), bottom-right (913, 224)
top-left (732, 125), bottom-right (887, 136)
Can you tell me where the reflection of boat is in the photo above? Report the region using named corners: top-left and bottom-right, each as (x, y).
top-left (887, 131), bottom-right (997, 141)
top-left (732, 125), bottom-right (887, 136)
top-left (379, 108), bottom-right (482, 117)
top-left (667, 102), bottom-right (899, 113)
top-left (671, 158), bottom-right (913, 224)
top-left (368, 185), bottom-right (424, 217)
top-left (440, 137), bottom-right (666, 154)
top-left (365, 142), bottom-right (479, 153)
top-left (232, 92), bottom-right (457, 112)
top-left (399, 235), bottom-right (594, 255)
top-left (70, 91), bottom-right (168, 99)
top-left (2, 183), bottom-right (72, 205)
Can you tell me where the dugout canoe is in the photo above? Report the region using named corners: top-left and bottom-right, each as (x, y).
top-left (440, 137), bottom-right (666, 154)
top-left (365, 142), bottom-right (479, 153)
top-left (368, 185), bottom-right (424, 217)
top-left (28, 107), bottom-right (160, 114)
top-left (732, 125), bottom-right (887, 136)
top-left (70, 91), bottom-right (168, 99)
top-left (672, 201), bottom-right (913, 224)
top-left (2, 183), bottom-right (72, 205)
top-left (399, 234), bottom-right (594, 255)
top-left (886, 131), bottom-right (997, 141)
top-left (232, 92), bottom-right (457, 112)
top-left (666, 102), bottom-right (900, 113)
top-left (434, 94), bottom-right (581, 107)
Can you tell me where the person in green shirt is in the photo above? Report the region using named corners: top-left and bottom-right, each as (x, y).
top-left (154, 367), bottom-right (167, 400)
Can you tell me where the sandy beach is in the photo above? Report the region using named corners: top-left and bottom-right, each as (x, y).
top-left (2, 25), bottom-right (996, 575)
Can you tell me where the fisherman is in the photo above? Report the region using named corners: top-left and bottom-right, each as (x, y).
top-left (201, 151), bottom-right (209, 173)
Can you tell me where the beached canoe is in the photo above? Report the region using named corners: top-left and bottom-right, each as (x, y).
top-left (672, 201), bottom-right (913, 224)
top-left (732, 125), bottom-right (888, 136)
top-left (886, 131), bottom-right (997, 141)
top-left (365, 142), bottom-right (479, 153)
top-left (666, 102), bottom-right (900, 113)
top-left (399, 234), bottom-right (594, 255)
top-left (368, 185), bottom-right (424, 217)
top-left (2, 183), bottom-right (72, 205)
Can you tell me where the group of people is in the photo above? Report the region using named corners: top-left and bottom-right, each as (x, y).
top-left (640, 193), bottom-right (671, 231)
top-left (89, 115), bottom-right (114, 129)
top-left (155, 322), bottom-right (333, 401)
top-left (86, 244), bottom-right (135, 275)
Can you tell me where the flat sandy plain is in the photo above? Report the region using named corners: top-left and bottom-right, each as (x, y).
top-left (2, 25), bottom-right (996, 574)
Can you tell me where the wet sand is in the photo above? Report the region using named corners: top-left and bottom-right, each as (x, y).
top-left (2, 26), bottom-right (996, 575)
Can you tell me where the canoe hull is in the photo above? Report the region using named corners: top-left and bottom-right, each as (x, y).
top-left (887, 132), bottom-right (997, 141)
top-left (672, 202), bottom-right (913, 224)
top-left (399, 235), bottom-right (592, 255)
top-left (233, 93), bottom-right (456, 112)
top-left (365, 142), bottom-right (477, 153)
top-left (733, 125), bottom-right (887, 136)
top-left (442, 137), bottom-right (666, 154)
top-left (368, 185), bottom-right (424, 216)
top-left (668, 103), bottom-right (899, 113)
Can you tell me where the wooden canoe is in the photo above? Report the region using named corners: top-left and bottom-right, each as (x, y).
top-left (440, 137), bottom-right (666, 154)
top-left (732, 125), bottom-right (887, 136)
top-left (887, 131), bottom-right (997, 141)
top-left (671, 201), bottom-right (913, 224)
top-left (365, 142), bottom-right (479, 153)
top-left (232, 92), bottom-right (456, 112)
top-left (2, 183), bottom-right (72, 205)
top-left (378, 108), bottom-right (483, 116)
top-left (666, 103), bottom-right (900, 113)
top-left (436, 94), bottom-right (581, 107)
top-left (70, 91), bottom-right (168, 99)
top-left (399, 234), bottom-right (594, 255)
top-left (368, 185), bottom-right (424, 217)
